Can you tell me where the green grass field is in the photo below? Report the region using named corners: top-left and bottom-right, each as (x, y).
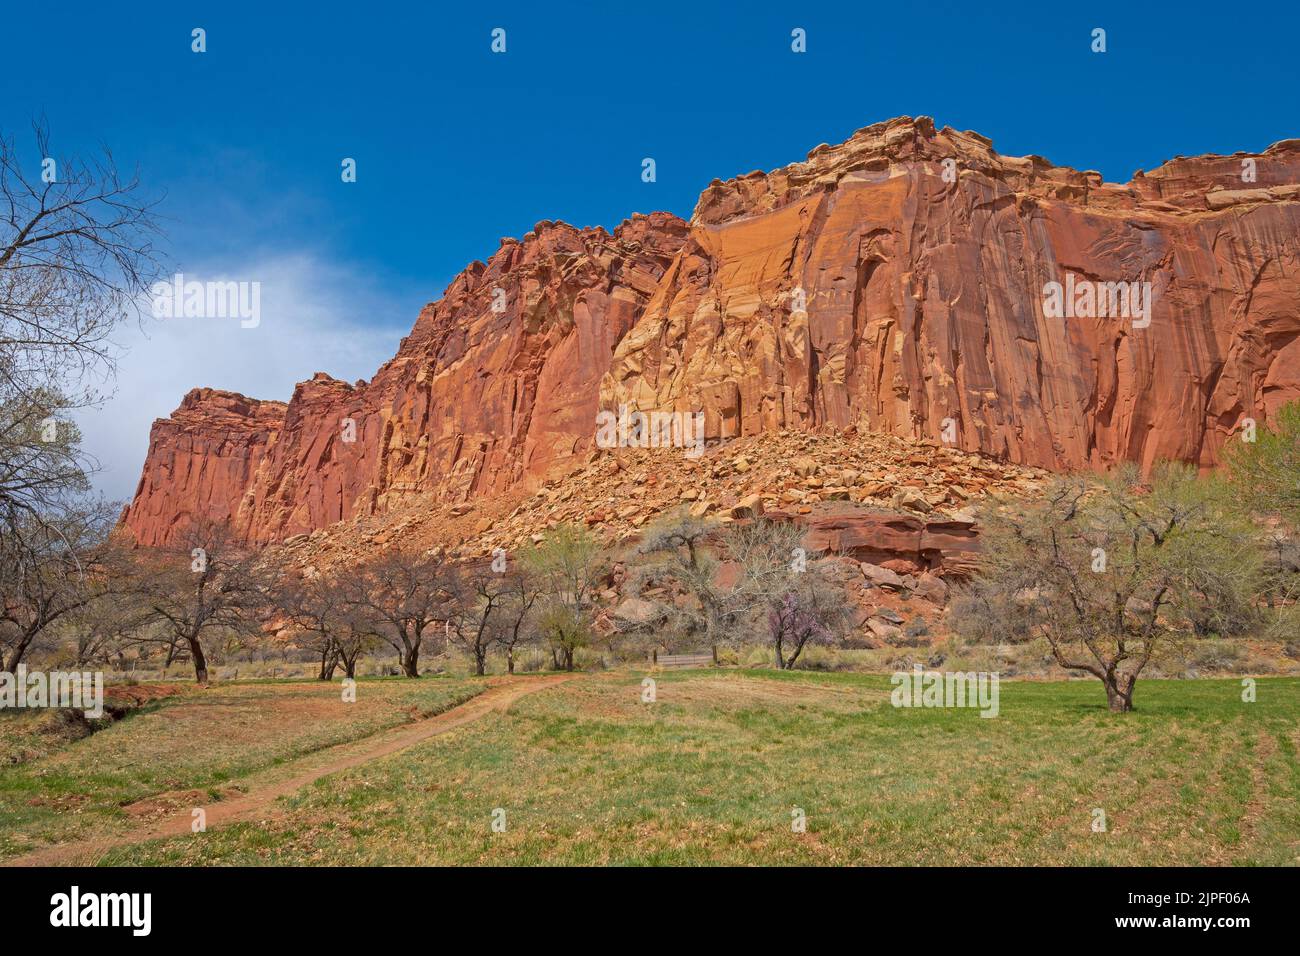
top-left (0, 677), bottom-right (482, 860)
top-left (5, 670), bottom-right (1289, 866)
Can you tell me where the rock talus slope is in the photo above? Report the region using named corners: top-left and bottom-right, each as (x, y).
top-left (122, 118), bottom-right (1300, 548)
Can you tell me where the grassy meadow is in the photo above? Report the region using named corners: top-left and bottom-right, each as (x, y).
top-left (3, 670), bottom-right (1292, 866)
top-left (0, 677), bottom-right (482, 860)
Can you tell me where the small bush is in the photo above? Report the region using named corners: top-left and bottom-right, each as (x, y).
top-left (1190, 640), bottom-right (1246, 673)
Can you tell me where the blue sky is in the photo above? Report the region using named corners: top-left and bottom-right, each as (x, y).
top-left (2, 0), bottom-right (1297, 498)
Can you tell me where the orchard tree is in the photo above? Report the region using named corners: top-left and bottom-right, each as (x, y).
top-left (633, 510), bottom-right (724, 647)
top-left (495, 566), bottom-right (542, 674)
top-left (140, 519), bottom-right (272, 685)
top-left (346, 549), bottom-right (455, 678)
top-left (766, 570), bottom-right (850, 670)
top-left (962, 465), bottom-right (1261, 711)
top-left (445, 560), bottom-right (507, 676)
top-left (273, 565), bottom-right (381, 681)
top-left (723, 517), bottom-right (846, 668)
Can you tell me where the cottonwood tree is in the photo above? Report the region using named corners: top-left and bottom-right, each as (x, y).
top-left (1228, 401), bottom-right (1300, 527)
top-left (962, 465), bottom-right (1261, 711)
top-left (523, 524), bottom-right (605, 671)
top-left (0, 124), bottom-right (160, 670)
top-left (534, 602), bottom-right (589, 672)
top-left (1228, 401), bottom-right (1300, 633)
top-left (139, 520), bottom-right (272, 684)
top-left (345, 549), bottom-right (455, 678)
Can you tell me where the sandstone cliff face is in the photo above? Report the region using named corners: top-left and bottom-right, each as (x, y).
top-left (603, 116), bottom-right (1300, 473)
top-left (125, 389), bottom-right (287, 542)
top-left (122, 214), bottom-right (689, 546)
top-left (123, 118), bottom-right (1300, 547)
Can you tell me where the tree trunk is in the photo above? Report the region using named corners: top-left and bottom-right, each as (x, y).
top-left (190, 638), bottom-right (209, 686)
top-left (474, 648), bottom-right (486, 677)
top-left (507, 648), bottom-right (515, 675)
top-left (563, 647), bottom-right (575, 672)
top-left (4, 633), bottom-right (35, 671)
top-left (1104, 677), bottom-right (1134, 712)
top-left (318, 645), bottom-right (339, 680)
top-left (401, 647), bottom-right (420, 678)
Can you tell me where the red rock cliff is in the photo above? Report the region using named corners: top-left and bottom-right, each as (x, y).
top-left (122, 118), bottom-right (1300, 546)
top-left (123, 213), bottom-right (689, 546)
top-left (604, 117), bottom-right (1300, 472)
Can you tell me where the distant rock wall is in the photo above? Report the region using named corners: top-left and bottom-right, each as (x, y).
top-left (122, 118), bottom-right (1300, 547)
top-left (122, 214), bottom-right (689, 545)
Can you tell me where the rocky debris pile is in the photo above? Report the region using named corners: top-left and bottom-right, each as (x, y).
top-left (274, 426), bottom-right (1043, 568)
top-left (267, 427), bottom-right (1045, 645)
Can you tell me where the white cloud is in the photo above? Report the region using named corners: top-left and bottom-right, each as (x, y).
top-left (75, 254), bottom-right (411, 503)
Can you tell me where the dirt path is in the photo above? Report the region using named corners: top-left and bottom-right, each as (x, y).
top-left (7, 675), bottom-right (573, 867)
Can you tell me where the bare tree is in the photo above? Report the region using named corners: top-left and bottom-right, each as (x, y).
top-left (64, 581), bottom-right (152, 668)
top-left (345, 549), bottom-right (455, 678)
top-left (495, 566), bottom-right (542, 675)
top-left (632, 510), bottom-right (724, 648)
top-left (0, 123), bottom-right (160, 674)
top-left (138, 519), bottom-right (272, 684)
top-left (1, 122), bottom-right (161, 529)
top-left (960, 465), bottom-right (1261, 711)
top-left (332, 616), bottom-right (376, 680)
top-left (633, 511), bottom-right (845, 666)
top-left (276, 569), bottom-right (352, 679)
top-left (0, 498), bottom-right (120, 670)
top-left (445, 561), bottom-right (506, 676)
